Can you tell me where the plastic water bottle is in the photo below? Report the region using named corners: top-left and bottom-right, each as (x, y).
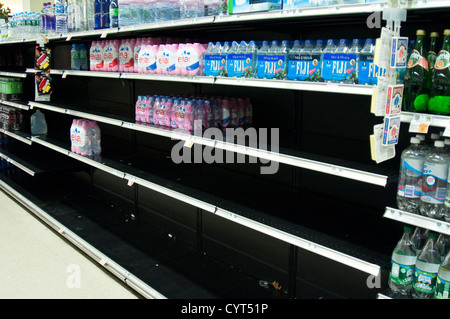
top-left (388, 225), bottom-right (417, 295)
top-left (412, 231), bottom-right (441, 299)
top-left (94, 0), bottom-right (102, 29)
top-left (412, 227), bottom-right (428, 257)
top-left (30, 110), bottom-right (48, 135)
top-left (47, 3), bottom-right (56, 34)
top-left (55, 0), bottom-right (68, 34)
top-left (435, 250), bottom-right (450, 299)
top-left (71, 44), bottom-right (81, 70)
top-left (345, 38), bottom-right (361, 84)
top-left (119, 0), bottom-right (130, 26)
top-left (109, 0), bottom-right (119, 27)
top-left (436, 233), bottom-right (450, 261)
top-left (358, 38), bottom-right (376, 85)
top-left (246, 40), bottom-right (257, 78)
top-left (333, 38), bottom-right (349, 83)
top-left (420, 140), bottom-right (449, 219)
top-left (101, 0), bottom-right (111, 28)
top-left (321, 39), bottom-right (337, 82)
top-left (396, 137), bottom-right (426, 213)
top-left (79, 43), bottom-right (88, 70)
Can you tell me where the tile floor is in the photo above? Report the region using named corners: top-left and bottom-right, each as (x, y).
top-left (0, 190), bottom-right (140, 299)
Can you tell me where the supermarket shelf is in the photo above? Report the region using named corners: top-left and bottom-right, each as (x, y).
top-left (46, 68), bottom-right (374, 95)
top-left (0, 149), bottom-right (36, 176)
top-left (29, 134), bottom-right (381, 276)
top-left (0, 129), bottom-right (33, 145)
top-left (383, 206), bottom-right (450, 235)
top-left (28, 101), bottom-right (391, 186)
top-left (401, 111), bottom-right (450, 129)
top-left (0, 100), bottom-right (30, 111)
top-left (0, 71), bottom-right (28, 78)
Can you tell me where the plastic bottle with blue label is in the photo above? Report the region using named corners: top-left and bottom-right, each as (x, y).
top-left (397, 137), bottom-right (426, 214)
top-left (71, 44), bottom-right (81, 70)
top-left (333, 38), bottom-right (350, 83)
top-left (420, 140), bottom-right (449, 219)
top-left (345, 38), bottom-right (361, 84)
top-left (321, 39), bottom-right (337, 82)
top-left (358, 38), bottom-right (377, 85)
top-left (256, 40), bottom-right (270, 79)
top-left (245, 40), bottom-right (257, 78)
top-left (287, 40), bottom-right (302, 81)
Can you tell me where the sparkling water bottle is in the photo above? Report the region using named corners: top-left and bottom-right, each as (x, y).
top-left (109, 0), bottom-right (119, 27)
top-left (435, 250), bottom-right (450, 299)
top-left (412, 231), bottom-right (441, 299)
top-left (388, 225), bottom-right (417, 295)
top-left (397, 137), bottom-right (426, 213)
top-left (420, 140), bottom-right (449, 219)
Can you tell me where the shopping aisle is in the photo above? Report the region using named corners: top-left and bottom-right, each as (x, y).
top-left (0, 190), bottom-right (140, 299)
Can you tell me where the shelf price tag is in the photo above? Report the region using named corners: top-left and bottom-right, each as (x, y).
top-left (409, 114), bottom-right (432, 134)
top-left (443, 120), bottom-right (450, 137)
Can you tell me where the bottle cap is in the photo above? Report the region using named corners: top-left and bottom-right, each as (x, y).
top-left (410, 137), bottom-right (420, 144)
top-left (444, 29), bottom-right (450, 36)
top-left (435, 140), bottom-right (445, 148)
top-left (428, 231), bottom-right (438, 239)
top-left (404, 225), bottom-right (413, 232)
top-left (431, 32), bottom-right (439, 38)
top-left (416, 29), bottom-right (426, 36)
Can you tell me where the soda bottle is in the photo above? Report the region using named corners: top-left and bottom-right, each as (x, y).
top-left (388, 225), bottom-right (417, 295)
top-left (420, 140), bottom-right (449, 219)
top-left (435, 250), bottom-right (450, 299)
top-left (412, 231), bottom-right (441, 299)
top-left (429, 29), bottom-right (450, 115)
top-left (426, 32), bottom-right (439, 89)
top-left (397, 137), bottom-right (426, 213)
top-left (403, 30), bottom-right (430, 112)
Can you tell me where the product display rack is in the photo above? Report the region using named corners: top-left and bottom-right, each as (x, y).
top-left (1, 2), bottom-right (449, 299)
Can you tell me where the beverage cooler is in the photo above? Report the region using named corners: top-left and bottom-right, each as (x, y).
top-left (0, 0), bottom-right (449, 299)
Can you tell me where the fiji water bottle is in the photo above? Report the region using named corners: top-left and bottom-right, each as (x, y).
top-left (358, 38), bottom-right (376, 85)
top-left (344, 38), bottom-right (361, 84)
top-left (396, 137), bottom-right (426, 213)
top-left (388, 225), bottom-right (417, 295)
top-left (321, 39), bottom-right (337, 82)
top-left (420, 140), bottom-right (449, 219)
top-left (287, 40), bottom-right (302, 81)
top-left (256, 40), bottom-right (270, 79)
top-left (333, 38), bottom-right (349, 83)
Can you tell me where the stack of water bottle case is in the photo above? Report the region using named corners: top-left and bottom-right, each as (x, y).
top-left (84, 36), bottom-right (383, 84)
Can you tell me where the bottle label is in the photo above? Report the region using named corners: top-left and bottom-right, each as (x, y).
top-left (413, 267), bottom-right (438, 294)
top-left (119, 43), bottom-right (133, 68)
top-left (138, 49), bottom-right (157, 72)
top-left (407, 49), bottom-right (429, 71)
top-left (421, 162), bottom-right (448, 204)
top-left (204, 54), bottom-right (227, 76)
top-left (157, 48), bottom-right (176, 72)
top-left (321, 53), bottom-right (357, 82)
top-left (390, 256), bottom-right (416, 286)
top-left (227, 53), bottom-right (253, 78)
top-left (90, 44), bottom-right (104, 70)
top-left (358, 54), bottom-right (382, 85)
top-left (403, 157), bottom-right (424, 198)
top-left (435, 274), bottom-right (450, 299)
top-left (176, 46), bottom-right (200, 72)
top-left (434, 50), bottom-right (450, 70)
top-left (103, 44), bottom-right (118, 68)
top-left (256, 54), bottom-right (286, 79)
top-left (287, 53), bottom-right (321, 81)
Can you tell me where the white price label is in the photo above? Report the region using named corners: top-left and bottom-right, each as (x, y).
top-left (409, 114), bottom-right (432, 134)
top-left (443, 120), bottom-right (450, 137)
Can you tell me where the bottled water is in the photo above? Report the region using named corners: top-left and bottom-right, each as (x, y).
top-left (119, 0), bottom-right (131, 26)
top-left (79, 43), bottom-right (88, 70)
top-left (435, 250), bottom-right (450, 299)
top-left (71, 44), bottom-right (81, 70)
top-left (109, 0), bottom-right (119, 27)
top-left (345, 38), bottom-right (361, 84)
top-left (388, 225), bottom-right (417, 295)
top-left (420, 140), bottom-right (449, 219)
top-left (246, 40), bottom-right (257, 78)
top-left (333, 38), bottom-right (350, 83)
top-left (47, 3), bottom-right (56, 35)
top-left (287, 40), bottom-right (302, 81)
top-left (256, 40), bottom-right (270, 79)
top-left (55, 0), bottom-right (68, 34)
top-left (412, 227), bottom-right (428, 257)
top-left (0, 19), bottom-right (7, 41)
top-left (321, 39), bottom-right (337, 82)
top-left (396, 137), bottom-right (426, 213)
top-left (67, 0), bottom-right (75, 32)
top-left (101, 0), bottom-right (111, 28)
top-left (30, 110), bottom-right (48, 135)
top-left (358, 38), bottom-right (376, 85)
top-left (436, 233), bottom-right (450, 261)
top-left (94, 0), bottom-right (102, 29)
top-left (412, 231), bottom-right (441, 299)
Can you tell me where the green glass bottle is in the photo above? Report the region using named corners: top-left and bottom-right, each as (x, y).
top-left (403, 30), bottom-right (430, 112)
top-left (427, 32), bottom-right (439, 89)
top-left (429, 29), bottom-right (450, 115)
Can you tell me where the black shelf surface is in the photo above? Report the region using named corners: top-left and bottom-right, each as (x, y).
top-left (0, 170), bottom-right (286, 299)
top-left (31, 134), bottom-right (393, 268)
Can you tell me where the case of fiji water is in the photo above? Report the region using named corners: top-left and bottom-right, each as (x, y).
top-left (229, 0), bottom-right (282, 14)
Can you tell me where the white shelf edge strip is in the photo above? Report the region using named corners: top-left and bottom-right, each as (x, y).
top-left (0, 179), bottom-right (166, 299)
top-left (384, 207), bottom-right (450, 235)
top-left (27, 102), bottom-right (388, 187)
top-left (0, 72), bottom-right (27, 78)
top-left (30, 136), bottom-right (70, 155)
top-left (119, 73), bottom-right (215, 84)
top-left (0, 152), bottom-right (35, 176)
top-left (67, 152), bottom-right (126, 179)
top-left (0, 100), bottom-right (30, 110)
top-left (0, 129), bottom-right (32, 145)
top-left (377, 293), bottom-right (392, 299)
top-left (401, 111), bottom-right (450, 128)
top-left (214, 207), bottom-right (381, 277)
